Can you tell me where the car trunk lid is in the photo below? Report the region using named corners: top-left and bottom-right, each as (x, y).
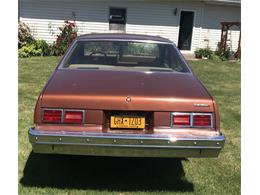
top-left (41, 69), bottom-right (214, 112)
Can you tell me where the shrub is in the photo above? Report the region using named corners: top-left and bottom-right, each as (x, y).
top-left (194, 48), bottom-right (213, 59)
top-left (18, 22), bottom-right (52, 57)
top-left (216, 47), bottom-right (234, 61)
top-left (18, 22), bottom-right (35, 48)
top-left (52, 20), bottom-right (78, 56)
top-left (210, 54), bottom-right (222, 62)
top-left (18, 44), bottom-right (42, 58)
top-left (18, 39), bottom-right (51, 58)
top-left (34, 40), bottom-right (51, 56)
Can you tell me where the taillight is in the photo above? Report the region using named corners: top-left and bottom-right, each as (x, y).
top-left (171, 112), bottom-right (213, 128)
top-left (193, 114), bottom-right (212, 127)
top-left (172, 114), bottom-right (191, 126)
top-left (42, 108), bottom-right (84, 124)
top-left (42, 109), bottom-right (62, 123)
top-left (64, 110), bottom-right (83, 123)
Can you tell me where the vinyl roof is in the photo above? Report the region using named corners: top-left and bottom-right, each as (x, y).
top-left (77, 33), bottom-right (173, 43)
top-left (204, 0), bottom-right (241, 5)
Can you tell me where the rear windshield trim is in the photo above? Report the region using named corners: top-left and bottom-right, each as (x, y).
top-left (58, 39), bottom-right (191, 73)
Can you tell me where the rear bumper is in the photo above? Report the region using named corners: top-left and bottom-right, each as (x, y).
top-left (28, 127), bottom-right (225, 158)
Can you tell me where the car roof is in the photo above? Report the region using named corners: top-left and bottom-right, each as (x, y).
top-left (77, 33), bottom-right (173, 43)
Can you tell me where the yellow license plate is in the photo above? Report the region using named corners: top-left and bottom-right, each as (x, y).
top-left (110, 116), bottom-right (145, 129)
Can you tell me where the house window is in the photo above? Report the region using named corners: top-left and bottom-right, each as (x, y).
top-left (109, 8), bottom-right (126, 31)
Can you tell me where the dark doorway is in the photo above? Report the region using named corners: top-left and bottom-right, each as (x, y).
top-left (177, 11), bottom-right (194, 50)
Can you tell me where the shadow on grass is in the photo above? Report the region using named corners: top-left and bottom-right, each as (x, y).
top-left (20, 152), bottom-right (194, 192)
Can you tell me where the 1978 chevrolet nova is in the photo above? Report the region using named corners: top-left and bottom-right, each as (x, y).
top-left (28, 33), bottom-right (225, 158)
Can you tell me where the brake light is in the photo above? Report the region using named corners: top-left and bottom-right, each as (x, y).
top-left (172, 114), bottom-right (191, 126)
top-left (64, 110), bottom-right (83, 123)
top-left (171, 112), bottom-right (213, 128)
top-left (193, 114), bottom-right (212, 127)
top-left (42, 109), bottom-right (62, 123)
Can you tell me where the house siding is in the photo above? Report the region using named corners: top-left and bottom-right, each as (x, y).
top-left (20, 0), bottom-right (240, 52)
top-left (201, 4), bottom-right (241, 51)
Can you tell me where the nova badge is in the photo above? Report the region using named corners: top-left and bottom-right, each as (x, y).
top-left (193, 103), bottom-right (209, 107)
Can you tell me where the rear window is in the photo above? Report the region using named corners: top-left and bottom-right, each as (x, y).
top-left (61, 40), bottom-right (190, 73)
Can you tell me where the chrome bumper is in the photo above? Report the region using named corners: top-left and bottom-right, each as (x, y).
top-left (28, 128), bottom-right (225, 158)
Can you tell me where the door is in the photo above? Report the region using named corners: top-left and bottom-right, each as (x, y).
top-left (177, 11), bottom-right (194, 50)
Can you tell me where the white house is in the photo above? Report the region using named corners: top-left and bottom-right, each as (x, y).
top-left (19, 0), bottom-right (241, 52)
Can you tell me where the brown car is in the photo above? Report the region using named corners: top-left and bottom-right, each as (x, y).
top-left (28, 33), bottom-right (224, 158)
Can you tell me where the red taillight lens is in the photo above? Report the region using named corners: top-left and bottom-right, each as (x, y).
top-left (193, 114), bottom-right (211, 127)
top-left (173, 114), bottom-right (191, 126)
top-left (64, 110), bottom-right (83, 123)
top-left (43, 109), bottom-right (62, 123)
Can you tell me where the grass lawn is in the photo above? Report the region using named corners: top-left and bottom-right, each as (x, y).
top-left (19, 56), bottom-right (240, 195)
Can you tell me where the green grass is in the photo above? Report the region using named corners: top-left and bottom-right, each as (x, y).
top-left (19, 57), bottom-right (240, 194)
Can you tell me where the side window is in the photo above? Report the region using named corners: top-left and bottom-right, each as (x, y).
top-left (167, 46), bottom-right (187, 72)
top-left (109, 8), bottom-right (126, 32)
